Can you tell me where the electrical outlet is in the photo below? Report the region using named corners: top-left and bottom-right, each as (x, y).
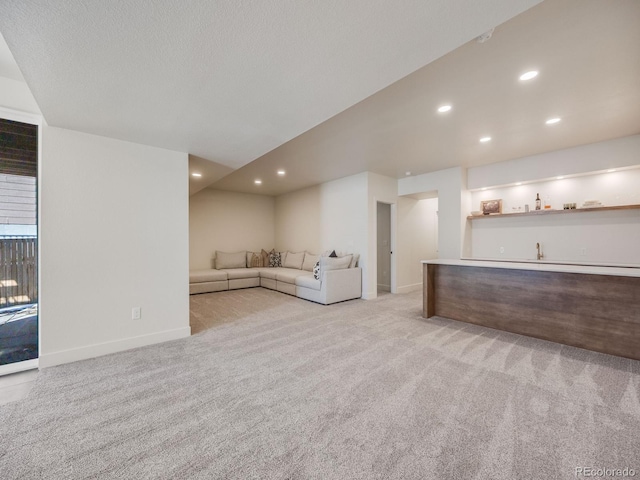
top-left (499, 246), bottom-right (505, 254)
top-left (132, 307), bottom-right (141, 320)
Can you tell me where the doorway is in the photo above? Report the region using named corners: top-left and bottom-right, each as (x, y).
top-left (0, 115), bottom-right (39, 375)
top-left (376, 202), bottom-right (392, 294)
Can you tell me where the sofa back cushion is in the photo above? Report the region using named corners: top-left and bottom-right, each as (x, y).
top-left (283, 251), bottom-right (305, 269)
top-left (215, 251), bottom-right (247, 269)
top-left (302, 253), bottom-right (320, 272)
top-left (319, 255), bottom-right (352, 275)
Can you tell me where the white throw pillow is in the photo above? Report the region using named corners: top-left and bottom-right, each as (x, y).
top-left (302, 253), bottom-right (320, 272)
top-left (215, 251), bottom-right (247, 269)
top-left (283, 251), bottom-right (305, 269)
top-left (349, 253), bottom-right (360, 268)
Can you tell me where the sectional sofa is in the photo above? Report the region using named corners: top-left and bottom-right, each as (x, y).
top-left (189, 250), bottom-right (362, 305)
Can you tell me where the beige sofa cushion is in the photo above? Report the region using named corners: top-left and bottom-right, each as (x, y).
top-left (223, 268), bottom-right (260, 280)
top-left (215, 251), bottom-right (246, 269)
top-left (296, 274), bottom-right (321, 291)
top-left (302, 253), bottom-right (320, 272)
top-left (189, 269), bottom-right (228, 283)
top-left (283, 251), bottom-right (304, 269)
top-left (276, 268), bottom-right (310, 284)
top-left (319, 255), bottom-right (352, 275)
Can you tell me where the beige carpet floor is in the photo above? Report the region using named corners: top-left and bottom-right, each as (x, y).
top-left (1, 288), bottom-right (639, 479)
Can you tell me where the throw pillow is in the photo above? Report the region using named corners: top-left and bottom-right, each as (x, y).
top-left (250, 253), bottom-right (264, 268)
top-left (261, 249), bottom-right (271, 266)
top-left (283, 251), bottom-right (305, 269)
top-left (329, 250), bottom-right (338, 258)
top-left (302, 253), bottom-right (320, 272)
top-left (269, 251), bottom-right (282, 267)
top-left (349, 253), bottom-right (360, 268)
top-left (313, 260), bottom-right (321, 280)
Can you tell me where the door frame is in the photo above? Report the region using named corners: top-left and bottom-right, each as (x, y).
top-left (374, 200), bottom-right (396, 298)
top-left (0, 106), bottom-right (42, 376)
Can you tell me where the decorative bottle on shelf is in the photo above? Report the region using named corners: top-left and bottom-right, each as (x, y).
top-left (535, 193), bottom-right (541, 210)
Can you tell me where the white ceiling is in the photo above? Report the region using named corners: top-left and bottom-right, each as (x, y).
top-left (0, 0), bottom-right (542, 194)
top-left (2, 1), bottom-right (637, 198)
top-left (212, 0), bottom-right (640, 195)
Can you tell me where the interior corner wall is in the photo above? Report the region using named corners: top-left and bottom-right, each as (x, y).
top-left (275, 185), bottom-right (322, 253)
top-left (396, 197), bottom-right (438, 293)
top-left (398, 167), bottom-right (468, 259)
top-left (0, 76), bottom-right (42, 116)
top-left (40, 127), bottom-right (190, 367)
top-left (190, 189), bottom-right (275, 269)
top-left (275, 173), bottom-right (368, 295)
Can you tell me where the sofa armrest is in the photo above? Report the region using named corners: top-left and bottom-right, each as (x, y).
top-left (321, 267), bottom-right (362, 304)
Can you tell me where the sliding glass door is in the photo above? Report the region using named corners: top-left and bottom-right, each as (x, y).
top-left (0, 116), bottom-right (38, 372)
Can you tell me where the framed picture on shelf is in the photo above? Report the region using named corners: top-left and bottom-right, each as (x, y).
top-left (481, 199), bottom-right (502, 215)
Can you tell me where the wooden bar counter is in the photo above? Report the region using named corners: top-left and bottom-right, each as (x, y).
top-left (422, 259), bottom-right (640, 361)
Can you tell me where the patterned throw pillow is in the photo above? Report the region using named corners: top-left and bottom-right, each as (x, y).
top-left (250, 253), bottom-right (264, 268)
top-left (313, 260), bottom-right (321, 280)
top-left (261, 249), bottom-right (271, 266)
top-left (269, 251), bottom-right (282, 267)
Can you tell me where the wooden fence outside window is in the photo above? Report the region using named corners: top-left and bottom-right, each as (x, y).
top-left (0, 237), bottom-right (37, 308)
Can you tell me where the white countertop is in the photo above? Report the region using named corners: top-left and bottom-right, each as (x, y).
top-left (421, 258), bottom-right (640, 278)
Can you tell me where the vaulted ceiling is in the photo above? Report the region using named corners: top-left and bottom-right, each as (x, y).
top-left (1, 1), bottom-right (638, 196)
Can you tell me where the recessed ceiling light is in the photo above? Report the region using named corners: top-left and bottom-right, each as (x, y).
top-left (479, 136), bottom-right (492, 143)
top-left (405, 171), bottom-right (411, 176)
top-left (546, 117), bottom-right (561, 125)
top-left (481, 187), bottom-right (487, 191)
top-left (277, 170), bottom-right (286, 176)
top-left (519, 70), bottom-right (539, 81)
top-left (557, 176), bottom-right (564, 180)
top-left (437, 105), bottom-right (452, 113)
top-left (191, 172), bottom-right (202, 177)
top-left (516, 182), bottom-right (522, 186)
top-left (607, 169), bottom-right (616, 173)
top-left (254, 179), bottom-right (262, 185)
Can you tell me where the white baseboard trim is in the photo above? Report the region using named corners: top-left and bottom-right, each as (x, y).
top-left (0, 358), bottom-right (39, 376)
top-left (38, 326), bottom-right (191, 368)
top-left (362, 291), bottom-right (376, 300)
top-left (396, 283), bottom-right (423, 294)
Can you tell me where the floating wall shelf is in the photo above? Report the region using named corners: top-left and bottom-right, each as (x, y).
top-left (467, 204), bottom-right (640, 220)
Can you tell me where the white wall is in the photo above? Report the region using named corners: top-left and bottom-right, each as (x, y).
top-left (0, 76), bottom-right (42, 116)
top-left (190, 189), bottom-right (275, 269)
top-left (274, 173), bottom-right (368, 295)
top-left (470, 168), bottom-right (640, 264)
top-left (275, 185), bottom-right (322, 253)
top-left (396, 197), bottom-right (438, 292)
top-left (468, 135), bottom-right (640, 189)
top-left (40, 127), bottom-right (190, 367)
top-left (398, 167), bottom-right (470, 259)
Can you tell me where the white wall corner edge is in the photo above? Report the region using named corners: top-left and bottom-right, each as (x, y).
top-left (38, 327), bottom-right (191, 369)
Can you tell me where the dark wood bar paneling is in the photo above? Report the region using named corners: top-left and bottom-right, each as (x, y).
top-left (423, 263), bottom-right (640, 361)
